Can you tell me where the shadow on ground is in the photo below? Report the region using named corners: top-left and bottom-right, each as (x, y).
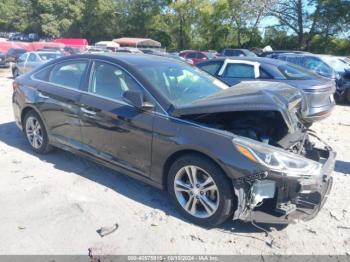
top-left (334, 160), bottom-right (350, 175)
top-left (0, 121), bottom-right (286, 234)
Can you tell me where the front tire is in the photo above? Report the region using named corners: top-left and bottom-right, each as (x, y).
top-left (23, 111), bottom-right (52, 154)
top-left (167, 154), bottom-right (234, 227)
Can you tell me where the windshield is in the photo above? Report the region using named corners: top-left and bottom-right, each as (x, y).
top-left (137, 62), bottom-right (228, 106)
top-left (321, 56), bottom-right (350, 72)
top-left (38, 53), bottom-right (63, 61)
top-left (278, 63), bottom-right (318, 80)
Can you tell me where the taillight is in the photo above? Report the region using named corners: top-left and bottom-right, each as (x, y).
top-left (12, 81), bottom-right (19, 92)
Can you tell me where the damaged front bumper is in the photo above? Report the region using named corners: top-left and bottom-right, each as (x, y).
top-left (233, 134), bottom-right (336, 224)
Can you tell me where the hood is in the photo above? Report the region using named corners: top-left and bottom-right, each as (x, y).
top-left (171, 81), bottom-right (303, 117)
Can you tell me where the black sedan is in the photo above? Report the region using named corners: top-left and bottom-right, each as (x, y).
top-left (12, 54), bottom-right (335, 227)
top-left (197, 57), bottom-right (336, 124)
top-left (5, 47), bottom-right (27, 64)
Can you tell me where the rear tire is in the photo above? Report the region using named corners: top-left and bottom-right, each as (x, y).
top-left (23, 110), bottom-right (52, 154)
top-left (167, 154), bottom-right (234, 227)
top-left (12, 68), bottom-right (19, 78)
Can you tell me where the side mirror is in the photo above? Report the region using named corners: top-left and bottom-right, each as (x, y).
top-left (122, 90), bottom-right (154, 110)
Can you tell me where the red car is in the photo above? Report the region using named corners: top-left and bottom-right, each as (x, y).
top-left (179, 50), bottom-right (208, 65)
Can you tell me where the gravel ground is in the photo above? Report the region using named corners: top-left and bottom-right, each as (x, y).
top-left (0, 67), bottom-right (349, 255)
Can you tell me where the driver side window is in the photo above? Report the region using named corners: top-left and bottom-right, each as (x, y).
top-left (89, 62), bottom-right (143, 101)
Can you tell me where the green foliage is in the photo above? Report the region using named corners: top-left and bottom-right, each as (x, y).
top-left (0, 0), bottom-right (29, 32)
top-left (0, 0), bottom-right (348, 54)
top-left (80, 0), bottom-right (118, 41)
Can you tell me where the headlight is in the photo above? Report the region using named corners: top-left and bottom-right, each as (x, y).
top-left (233, 137), bottom-right (321, 177)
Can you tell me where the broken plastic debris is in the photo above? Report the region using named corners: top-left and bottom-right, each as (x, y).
top-left (96, 223), bottom-right (118, 237)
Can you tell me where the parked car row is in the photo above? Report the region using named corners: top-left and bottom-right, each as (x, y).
top-left (12, 53), bottom-right (335, 228)
top-left (12, 51), bottom-right (63, 77)
top-left (273, 53), bottom-right (350, 103)
top-left (196, 57), bottom-right (336, 124)
top-left (1, 47), bottom-right (27, 66)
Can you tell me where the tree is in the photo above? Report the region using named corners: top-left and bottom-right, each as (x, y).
top-left (269, 0), bottom-right (350, 50)
top-left (227, 0), bottom-right (275, 47)
top-left (80, 0), bottom-right (118, 42)
top-left (0, 0), bottom-right (29, 32)
top-left (29, 0), bottom-right (84, 37)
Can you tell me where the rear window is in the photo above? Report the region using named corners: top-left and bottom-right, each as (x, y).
top-left (49, 61), bottom-right (87, 89)
top-left (196, 52), bottom-right (207, 59)
top-left (278, 63), bottom-right (317, 80)
top-left (223, 63), bottom-right (255, 78)
top-left (198, 62), bottom-right (222, 75)
top-left (186, 52), bottom-right (197, 59)
top-left (223, 49), bottom-right (241, 56)
top-left (243, 50), bottom-right (257, 57)
top-left (33, 60), bottom-right (88, 89)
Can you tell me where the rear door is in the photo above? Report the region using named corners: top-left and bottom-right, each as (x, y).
top-left (32, 59), bottom-right (89, 148)
top-left (78, 60), bottom-right (154, 177)
top-left (217, 60), bottom-right (260, 86)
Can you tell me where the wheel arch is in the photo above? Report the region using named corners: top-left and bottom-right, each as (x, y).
top-left (162, 149), bottom-right (232, 190)
top-left (20, 105), bottom-right (49, 135)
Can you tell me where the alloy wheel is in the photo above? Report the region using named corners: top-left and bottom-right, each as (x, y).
top-left (25, 116), bottom-right (44, 149)
top-left (174, 165), bottom-right (220, 218)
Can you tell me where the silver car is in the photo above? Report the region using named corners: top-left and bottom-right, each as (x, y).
top-left (12, 51), bottom-right (63, 78)
top-left (197, 57), bottom-right (336, 125)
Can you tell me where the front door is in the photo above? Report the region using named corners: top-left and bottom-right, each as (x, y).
top-left (78, 61), bottom-right (154, 177)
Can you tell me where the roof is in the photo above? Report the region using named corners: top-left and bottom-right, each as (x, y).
top-left (274, 53), bottom-right (326, 58)
top-left (201, 57), bottom-right (287, 66)
top-left (104, 53), bottom-right (180, 65)
top-left (29, 51), bottom-right (62, 54)
top-left (113, 37), bottom-right (161, 47)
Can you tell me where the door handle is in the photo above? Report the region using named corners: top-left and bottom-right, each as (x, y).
top-left (38, 92), bottom-right (49, 99)
top-left (81, 107), bottom-right (97, 115)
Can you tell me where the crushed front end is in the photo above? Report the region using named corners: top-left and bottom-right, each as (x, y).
top-left (232, 132), bottom-right (336, 224)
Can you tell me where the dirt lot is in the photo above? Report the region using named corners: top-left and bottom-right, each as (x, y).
top-left (0, 67), bottom-right (349, 255)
